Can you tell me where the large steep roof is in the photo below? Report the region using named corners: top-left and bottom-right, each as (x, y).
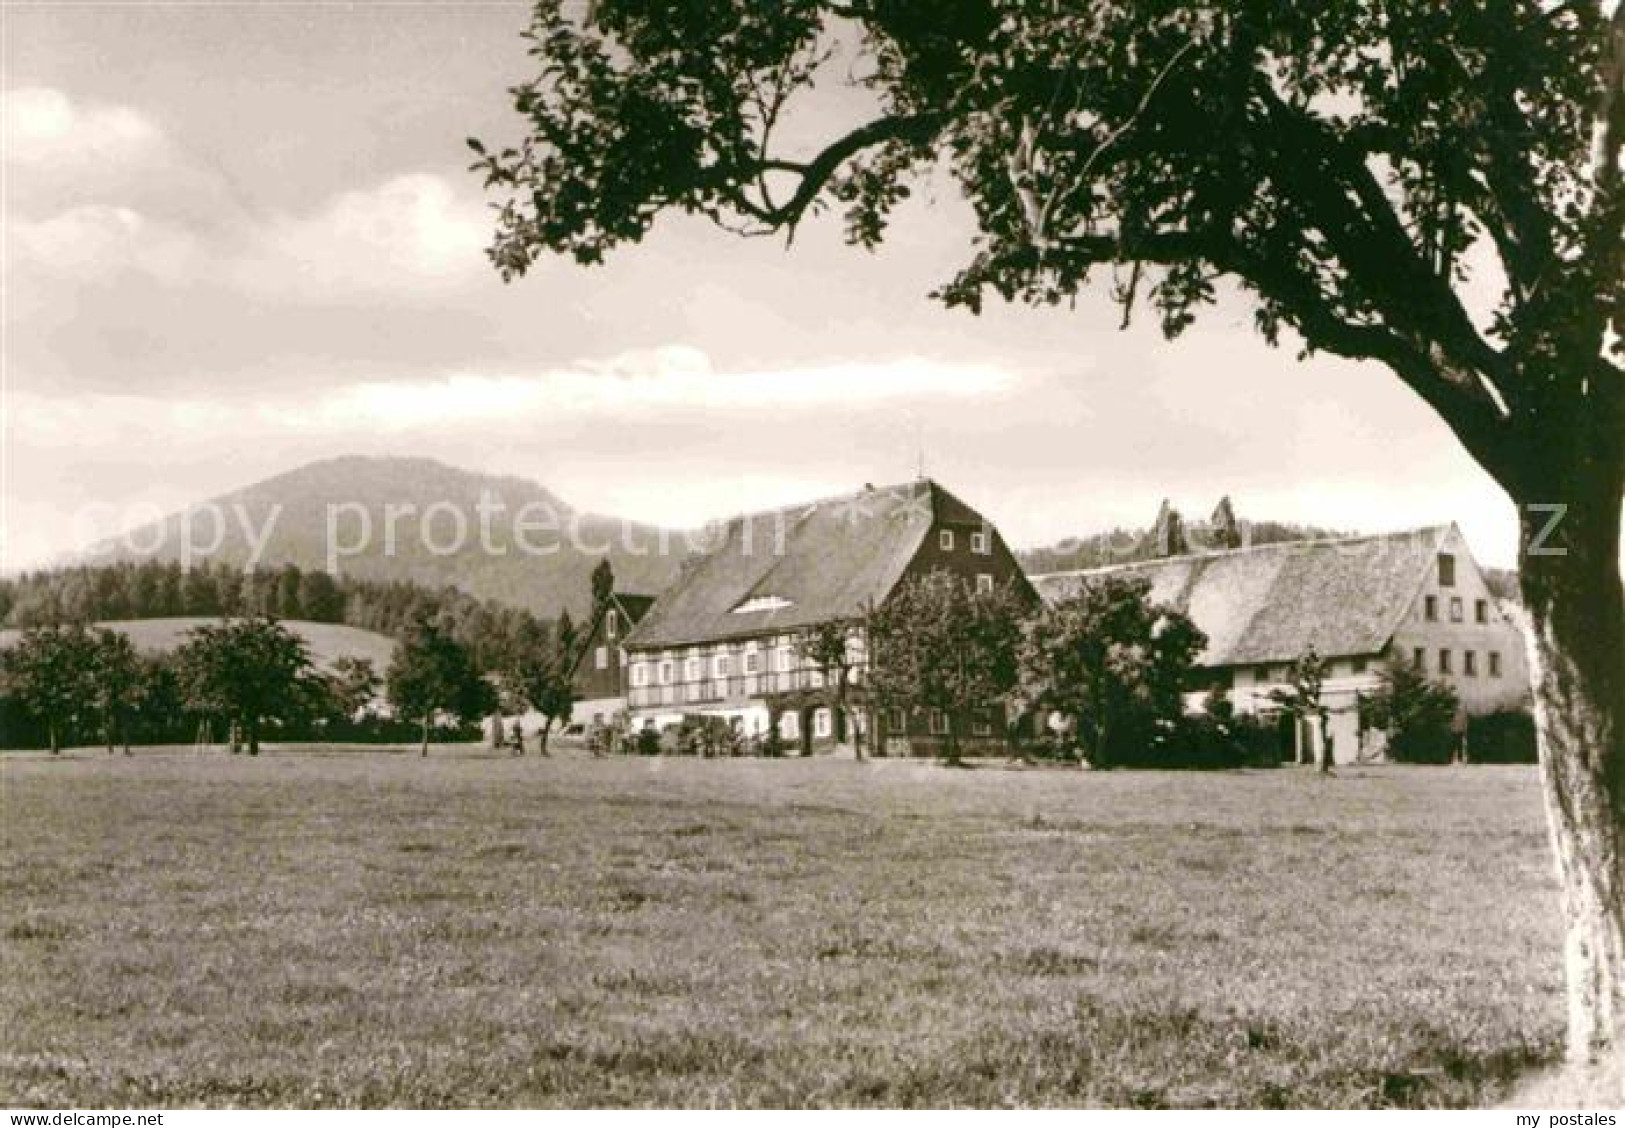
top-left (626, 479), bottom-right (977, 650)
top-left (1031, 526), bottom-right (1451, 667)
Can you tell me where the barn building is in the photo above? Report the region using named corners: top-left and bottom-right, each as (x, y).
top-left (566, 590), bottom-right (657, 726)
top-left (623, 479), bottom-right (1032, 754)
top-left (1030, 523), bottom-right (1530, 763)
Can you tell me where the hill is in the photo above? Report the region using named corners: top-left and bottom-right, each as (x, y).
top-left (84, 456), bottom-right (685, 619)
top-left (0, 618), bottom-right (398, 673)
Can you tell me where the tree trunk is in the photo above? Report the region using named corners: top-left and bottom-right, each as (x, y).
top-left (1518, 486), bottom-right (1624, 1068)
top-left (246, 717), bottom-right (260, 756)
top-left (48, 721), bottom-right (59, 755)
top-left (538, 719), bottom-right (552, 756)
top-left (421, 716), bottom-right (431, 757)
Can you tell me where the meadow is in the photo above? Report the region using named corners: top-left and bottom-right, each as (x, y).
top-left (0, 748), bottom-right (1563, 1108)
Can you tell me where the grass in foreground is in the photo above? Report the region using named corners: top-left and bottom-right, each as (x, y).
top-left (0, 748), bottom-right (1562, 1108)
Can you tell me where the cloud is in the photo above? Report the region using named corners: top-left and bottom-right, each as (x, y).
top-left (8, 348), bottom-right (1018, 447)
top-left (8, 205), bottom-right (205, 283)
top-left (3, 86), bottom-right (162, 166)
top-left (232, 173), bottom-right (490, 297)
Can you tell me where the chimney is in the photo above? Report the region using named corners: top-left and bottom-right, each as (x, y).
top-left (1210, 496), bottom-right (1242, 551)
top-left (1151, 499), bottom-right (1188, 558)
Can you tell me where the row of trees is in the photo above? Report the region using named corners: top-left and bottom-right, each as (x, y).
top-left (791, 570), bottom-right (1208, 766)
top-left (796, 568), bottom-right (1467, 770)
top-left (0, 560), bottom-right (619, 757)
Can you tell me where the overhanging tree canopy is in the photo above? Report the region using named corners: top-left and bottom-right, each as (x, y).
top-left (475, 0), bottom-right (1624, 1074)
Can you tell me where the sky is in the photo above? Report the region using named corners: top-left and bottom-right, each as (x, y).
top-left (1, 2), bottom-right (1528, 572)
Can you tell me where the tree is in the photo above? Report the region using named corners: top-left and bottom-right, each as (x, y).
top-left (386, 614), bottom-right (494, 756)
top-left (796, 620), bottom-right (862, 759)
top-left (298, 570), bottom-right (344, 623)
top-left (865, 570), bottom-right (1023, 764)
top-left (326, 656), bottom-right (381, 720)
top-left (1017, 575), bottom-right (1205, 767)
top-left (174, 616), bottom-right (316, 756)
top-left (1364, 651), bottom-right (1463, 765)
top-left (1268, 648), bottom-right (1334, 774)
top-left (88, 629), bottom-right (143, 755)
top-left (476, 1), bottom-right (1625, 1067)
top-left (499, 615), bottom-right (576, 755)
top-left (0, 624), bottom-right (97, 753)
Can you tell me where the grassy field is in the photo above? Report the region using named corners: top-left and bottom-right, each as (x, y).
top-left (0, 748), bottom-right (1563, 1108)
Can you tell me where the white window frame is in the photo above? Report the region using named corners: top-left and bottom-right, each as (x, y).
top-left (714, 654), bottom-right (730, 678)
top-left (971, 529), bottom-right (990, 555)
top-left (975, 573), bottom-right (994, 594)
top-left (595, 646), bottom-right (608, 670)
top-left (814, 708), bottom-right (831, 738)
top-left (928, 708), bottom-right (949, 735)
top-left (939, 529), bottom-right (955, 551)
top-left (605, 609), bottom-right (618, 639)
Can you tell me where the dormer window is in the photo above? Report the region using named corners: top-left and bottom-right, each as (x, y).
top-left (971, 529), bottom-right (990, 555)
top-left (605, 609), bottom-right (618, 639)
top-left (939, 529), bottom-right (955, 551)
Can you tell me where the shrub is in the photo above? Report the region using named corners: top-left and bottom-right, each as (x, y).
top-left (1467, 707), bottom-right (1537, 764)
top-left (1363, 659), bottom-right (1460, 764)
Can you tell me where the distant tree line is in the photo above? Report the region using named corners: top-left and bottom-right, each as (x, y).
top-left (0, 560), bottom-right (551, 669)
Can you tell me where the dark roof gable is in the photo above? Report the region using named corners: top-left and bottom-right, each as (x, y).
top-left (1032, 525), bottom-right (1452, 667)
top-left (625, 479), bottom-right (986, 650)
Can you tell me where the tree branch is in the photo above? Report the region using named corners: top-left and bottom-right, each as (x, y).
top-left (726, 111), bottom-right (944, 233)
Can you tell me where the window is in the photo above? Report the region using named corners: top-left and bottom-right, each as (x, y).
top-left (631, 663), bottom-right (648, 687)
top-left (781, 712), bottom-right (799, 739)
top-left (659, 661), bottom-right (673, 685)
top-left (1475, 599), bottom-right (1489, 624)
top-left (939, 529), bottom-right (955, 551)
top-left (744, 651), bottom-right (760, 675)
top-left (1438, 552), bottom-right (1456, 587)
top-left (928, 708), bottom-right (949, 735)
top-left (1449, 597), bottom-right (1464, 622)
top-left (975, 573), bottom-right (994, 594)
top-left (1424, 595), bottom-right (1438, 622)
top-left (1413, 647), bottom-right (1426, 669)
top-left (685, 657), bottom-right (701, 681)
top-left (595, 646), bottom-right (608, 670)
top-left (713, 654), bottom-right (730, 678)
top-left (814, 708), bottom-right (831, 738)
top-left (971, 529), bottom-right (990, 555)
top-left (1489, 651), bottom-right (1502, 677)
top-left (1438, 649), bottom-right (1452, 675)
top-left (888, 707), bottom-right (907, 734)
top-left (605, 609), bottom-right (618, 639)
top-left (1350, 657), bottom-right (1368, 675)
top-left (971, 711), bottom-right (994, 737)
top-left (1464, 650), bottom-right (1477, 676)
